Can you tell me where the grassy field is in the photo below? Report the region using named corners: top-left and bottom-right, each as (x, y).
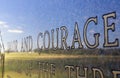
top-left (1, 52), bottom-right (120, 78)
top-left (5, 52), bottom-right (119, 60)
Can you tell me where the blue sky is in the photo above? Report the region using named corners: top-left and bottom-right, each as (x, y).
top-left (0, 0), bottom-right (120, 50)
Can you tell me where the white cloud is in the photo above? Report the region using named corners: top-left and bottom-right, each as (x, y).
top-left (0, 21), bottom-right (24, 34)
top-left (0, 21), bottom-right (9, 28)
top-left (8, 29), bottom-right (24, 33)
top-left (89, 29), bottom-right (95, 34)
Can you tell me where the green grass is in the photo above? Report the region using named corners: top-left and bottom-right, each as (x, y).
top-left (2, 52), bottom-right (120, 78)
